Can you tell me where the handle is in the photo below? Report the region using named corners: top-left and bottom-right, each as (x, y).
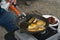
top-left (9, 4), bottom-right (20, 15)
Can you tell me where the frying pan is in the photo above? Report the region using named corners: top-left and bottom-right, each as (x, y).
top-left (19, 14), bottom-right (49, 34)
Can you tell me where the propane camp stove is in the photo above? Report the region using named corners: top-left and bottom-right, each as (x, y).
top-left (15, 25), bottom-right (60, 40)
top-left (15, 27), bottom-right (58, 40)
top-left (15, 9), bottom-right (60, 40)
top-left (15, 14), bottom-right (60, 40)
top-left (15, 24), bottom-right (59, 40)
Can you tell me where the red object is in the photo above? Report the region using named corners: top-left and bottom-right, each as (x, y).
top-left (9, 5), bottom-right (20, 15)
top-left (47, 17), bottom-right (56, 24)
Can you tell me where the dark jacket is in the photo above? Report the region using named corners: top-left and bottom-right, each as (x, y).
top-left (0, 6), bottom-right (6, 15)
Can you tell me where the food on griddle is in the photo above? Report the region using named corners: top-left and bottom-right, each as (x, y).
top-left (28, 24), bottom-right (36, 29)
top-left (47, 17), bottom-right (57, 24)
top-left (37, 20), bottom-right (46, 26)
top-left (28, 18), bottom-right (35, 23)
top-left (28, 18), bottom-right (46, 32)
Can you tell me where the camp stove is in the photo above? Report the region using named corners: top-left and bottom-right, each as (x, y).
top-left (15, 14), bottom-right (60, 40)
top-left (15, 29), bottom-right (57, 40)
top-left (15, 24), bottom-right (58, 40)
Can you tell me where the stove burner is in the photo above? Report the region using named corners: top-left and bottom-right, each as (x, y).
top-left (32, 27), bottom-right (57, 40)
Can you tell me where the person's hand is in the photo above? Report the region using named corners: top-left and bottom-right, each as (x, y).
top-left (6, 0), bottom-right (16, 4)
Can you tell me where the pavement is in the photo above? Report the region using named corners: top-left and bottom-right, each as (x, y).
top-left (0, 0), bottom-right (60, 40)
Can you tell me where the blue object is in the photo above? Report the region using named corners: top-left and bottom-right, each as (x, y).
top-left (0, 6), bottom-right (18, 32)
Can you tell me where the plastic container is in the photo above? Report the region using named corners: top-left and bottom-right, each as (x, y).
top-left (42, 15), bottom-right (59, 26)
top-left (57, 21), bottom-right (60, 32)
top-left (42, 15), bottom-right (60, 30)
